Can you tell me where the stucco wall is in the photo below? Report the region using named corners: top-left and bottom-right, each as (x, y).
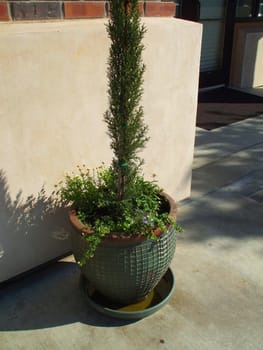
top-left (0, 18), bottom-right (202, 282)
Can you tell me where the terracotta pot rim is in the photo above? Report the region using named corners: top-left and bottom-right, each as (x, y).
top-left (69, 191), bottom-right (177, 243)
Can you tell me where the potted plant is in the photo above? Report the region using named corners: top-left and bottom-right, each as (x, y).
top-left (57, 0), bottom-right (182, 305)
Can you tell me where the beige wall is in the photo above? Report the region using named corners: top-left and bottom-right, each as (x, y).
top-left (0, 18), bottom-right (202, 282)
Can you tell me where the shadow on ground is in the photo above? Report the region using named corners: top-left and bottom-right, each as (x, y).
top-left (0, 261), bottom-right (136, 330)
top-left (193, 116), bottom-right (263, 169)
top-left (197, 88), bottom-right (263, 130)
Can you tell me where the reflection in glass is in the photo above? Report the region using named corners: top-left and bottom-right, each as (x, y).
top-left (200, 0), bottom-right (225, 20)
top-left (236, 0), bottom-right (253, 17)
top-left (258, 1), bottom-right (263, 17)
top-left (200, 21), bottom-right (225, 72)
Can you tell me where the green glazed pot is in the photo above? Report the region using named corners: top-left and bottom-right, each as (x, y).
top-left (69, 192), bottom-right (177, 305)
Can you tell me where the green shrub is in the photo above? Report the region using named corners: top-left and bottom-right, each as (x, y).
top-left (58, 164), bottom-right (181, 260)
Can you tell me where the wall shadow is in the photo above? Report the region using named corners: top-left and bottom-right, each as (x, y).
top-left (0, 170), bottom-right (71, 282)
top-left (0, 170), bottom-right (136, 328)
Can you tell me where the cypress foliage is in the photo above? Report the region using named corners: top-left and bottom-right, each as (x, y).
top-left (104, 0), bottom-right (149, 201)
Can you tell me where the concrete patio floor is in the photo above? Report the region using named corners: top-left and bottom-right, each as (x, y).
top-left (0, 115), bottom-right (263, 350)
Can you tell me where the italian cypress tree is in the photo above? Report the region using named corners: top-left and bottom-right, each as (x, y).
top-left (104, 0), bottom-right (149, 201)
top-left (59, 1), bottom-right (180, 260)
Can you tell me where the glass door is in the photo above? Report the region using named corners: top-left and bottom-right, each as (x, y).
top-left (179, 0), bottom-right (236, 87)
top-left (259, 1), bottom-right (263, 16)
top-left (199, 0), bottom-right (228, 87)
top-left (199, 1), bottom-right (226, 72)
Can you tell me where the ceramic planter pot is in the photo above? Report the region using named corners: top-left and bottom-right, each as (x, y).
top-left (69, 192), bottom-right (177, 305)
